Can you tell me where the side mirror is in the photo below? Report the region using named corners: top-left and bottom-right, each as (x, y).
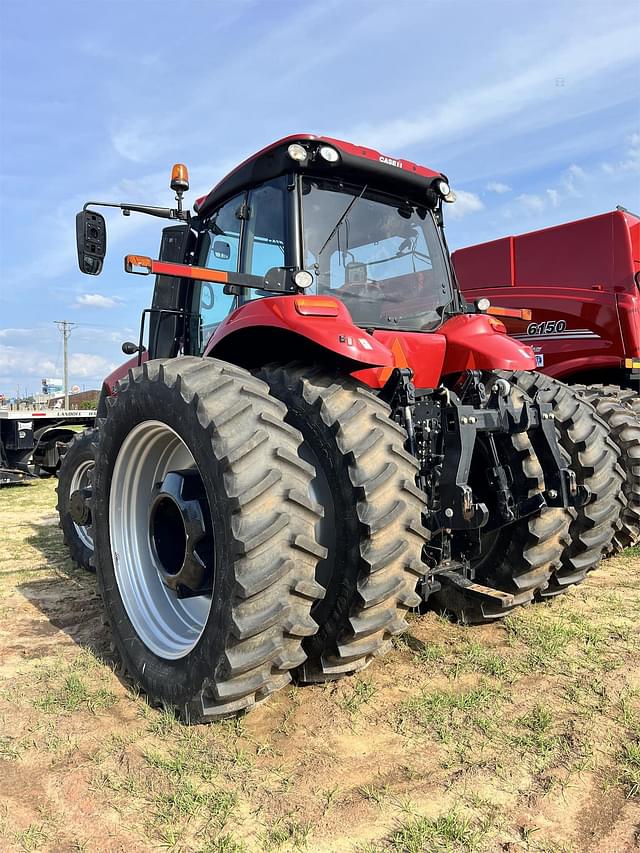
top-left (76, 210), bottom-right (106, 275)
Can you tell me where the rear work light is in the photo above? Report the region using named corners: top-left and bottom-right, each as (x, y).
top-left (287, 143), bottom-right (308, 162)
top-left (318, 145), bottom-right (340, 163)
top-left (293, 270), bottom-right (314, 289)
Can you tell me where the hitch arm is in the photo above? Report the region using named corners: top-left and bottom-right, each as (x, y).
top-left (526, 402), bottom-right (590, 509)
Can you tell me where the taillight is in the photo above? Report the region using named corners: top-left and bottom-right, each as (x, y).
top-left (487, 316), bottom-right (507, 333)
top-left (294, 298), bottom-right (340, 317)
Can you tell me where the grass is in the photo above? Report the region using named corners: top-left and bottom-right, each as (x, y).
top-left (13, 823), bottom-right (48, 852)
top-left (1, 479), bottom-right (639, 852)
top-left (618, 737), bottom-right (640, 798)
top-left (382, 810), bottom-right (490, 853)
top-left (260, 817), bottom-right (311, 851)
top-left (340, 678), bottom-right (377, 714)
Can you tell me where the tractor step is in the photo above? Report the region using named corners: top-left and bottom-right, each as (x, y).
top-left (429, 570), bottom-right (517, 623)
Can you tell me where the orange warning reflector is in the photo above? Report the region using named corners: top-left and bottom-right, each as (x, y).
top-left (294, 297), bottom-right (339, 317)
top-left (378, 337), bottom-right (410, 383)
top-left (124, 255), bottom-right (230, 283)
top-left (487, 305), bottom-right (532, 321)
top-left (125, 255), bottom-right (153, 274)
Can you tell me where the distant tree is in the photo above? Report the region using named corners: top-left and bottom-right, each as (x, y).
top-left (79, 399), bottom-right (98, 410)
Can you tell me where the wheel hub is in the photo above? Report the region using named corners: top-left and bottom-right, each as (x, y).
top-left (149, 469), bottom-right (213, 597)
top-left (69, 487), bottom-right (92, 526)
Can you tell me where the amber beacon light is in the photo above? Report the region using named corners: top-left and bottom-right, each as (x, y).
top-left (170, 163), bottom-right (190, 193)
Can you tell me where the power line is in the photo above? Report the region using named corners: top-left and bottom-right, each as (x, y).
top-left (54, 320), bottom-right (79, 409)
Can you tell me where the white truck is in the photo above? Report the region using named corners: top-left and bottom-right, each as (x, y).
top-left (0, 408), bottom-right (96, 485)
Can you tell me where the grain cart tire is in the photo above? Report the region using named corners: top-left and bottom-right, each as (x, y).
top-left (572, 385), bottom-right (640, 552)
top-left (257, 363), bottom-right (428, 683)
top-left (91, 357), bottom-right (325, 721)
top-left (508, 372), bottom-right (624, 595)
top-left (463, 378), bottom-right (570, 621)
top-left (56, 428), bottom-right (96, 571)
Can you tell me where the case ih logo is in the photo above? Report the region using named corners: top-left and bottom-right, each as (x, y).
top-left (379, 156), bottom-right (403, 169)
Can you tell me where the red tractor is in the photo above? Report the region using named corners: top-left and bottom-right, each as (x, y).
top-left (58, 135), bottom-right (624, 721)
top-left (452, 209), bottom-right (640, 551)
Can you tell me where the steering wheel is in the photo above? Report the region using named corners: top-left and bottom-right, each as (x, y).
top-left (200, 283), bottom-right (215, 311)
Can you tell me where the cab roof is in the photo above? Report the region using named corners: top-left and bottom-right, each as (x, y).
top-left (194, 134), bottom-right (444, 216)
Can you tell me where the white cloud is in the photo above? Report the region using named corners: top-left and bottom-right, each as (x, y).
top-left (110, 120), bottom-right (164, 164)
top-left (76, 293), bottom-right (121, 309)
top-left (514, 162), bottom-right (589, 215)
top-left (602, 133), bottom-right (640, 176)
top-left (516, 193), bottom-right (546, 213)
top-left (68, 353), bottom-right (117, 379)
top-left (486, 181), bottom-right (511, 194)
top-left (447, 190), bottom-right (485, 220)
top-left (336, 21), bottom-right (639, 154)
top-left (0, 344), bottom-right (58, 379)
top-left (546, 188), bottom-right (561, 207)
top-left (0, 328), bottom-right (33, 338)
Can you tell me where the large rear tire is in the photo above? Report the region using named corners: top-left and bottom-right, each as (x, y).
top-left (573, 385), bottom-right (640, 552)
top-left (509, 372), bottom-right (625, 595)
top-left (91, 357), bottom-right (325, 720)
top-left (257, 364), bottom-right (427, 682)
top-left (466, 379), bottom-right (570, 619)
top-left (56, 428), bottom-right (96, 571)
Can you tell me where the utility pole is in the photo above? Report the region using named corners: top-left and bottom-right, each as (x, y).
top-left (54, 321), bottom-right (78, 410)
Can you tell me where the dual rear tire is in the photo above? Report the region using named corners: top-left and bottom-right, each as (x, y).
top-left (508, 372), bottom-right (625, 594)
top-left (91, 358), bottom-right (428, 719)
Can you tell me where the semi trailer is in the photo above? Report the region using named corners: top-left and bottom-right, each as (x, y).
top-left (0, 408), bottom-right (96, 485)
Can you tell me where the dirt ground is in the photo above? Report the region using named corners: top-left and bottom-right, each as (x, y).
top-left (1, 479), bottom-right (639, 853)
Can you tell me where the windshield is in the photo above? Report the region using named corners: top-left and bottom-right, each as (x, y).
top-left (301, 177), bottom-right (453, 331)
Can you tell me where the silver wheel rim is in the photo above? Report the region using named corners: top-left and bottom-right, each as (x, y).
top-left (70, 459), bottom-right (94, 549)
top-left (110, 420), bottom-right (213, 660)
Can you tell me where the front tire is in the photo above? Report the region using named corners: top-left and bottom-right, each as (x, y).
top-left (92, 357), bottom-right (325, 720)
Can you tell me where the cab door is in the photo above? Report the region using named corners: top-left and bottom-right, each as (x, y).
top-left (192, 194), bottom-right (244, 352)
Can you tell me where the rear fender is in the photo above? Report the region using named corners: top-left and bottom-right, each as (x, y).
top-left (204, 296), bottom-right (394, 370)
top-left (103, 353), bottom-right (149, 396)
top-left (440, 314), bottom-right (537, 374)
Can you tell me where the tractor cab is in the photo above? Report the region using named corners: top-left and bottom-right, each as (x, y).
top-left (75, 135), bottom-right (464, 365)
top-left (189, 136), bottom-right (460, 344)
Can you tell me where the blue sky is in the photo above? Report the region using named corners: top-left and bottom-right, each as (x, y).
top-left (1, 0), bottom-right (639, 397)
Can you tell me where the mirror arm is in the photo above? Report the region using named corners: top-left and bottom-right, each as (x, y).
top-left (83, 201), bottom-right (189, 222)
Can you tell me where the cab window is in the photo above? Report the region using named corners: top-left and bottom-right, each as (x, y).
top-left (242, 178), bottom-right (287, 300)
top-left (195, 194), bottom-right (242, 351)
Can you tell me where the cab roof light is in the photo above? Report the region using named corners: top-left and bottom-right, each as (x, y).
top-left (287, 143), bottom-right (308, 162)
top-left (318, 145), bottom-right (340, 163)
